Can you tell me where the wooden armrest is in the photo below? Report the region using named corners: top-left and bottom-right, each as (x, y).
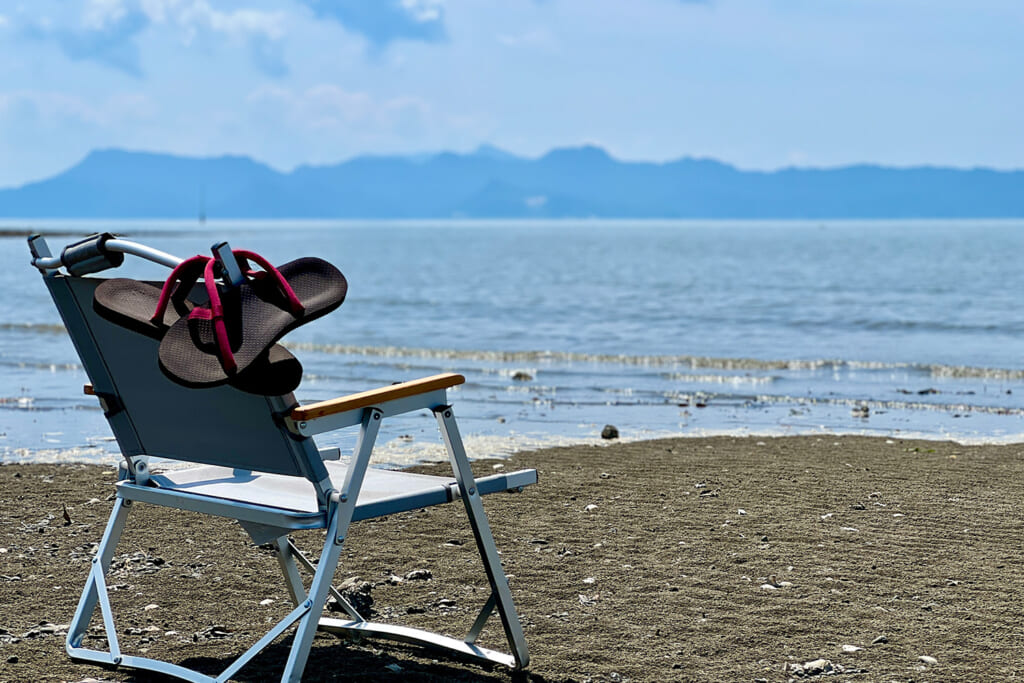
top-left (291, 373), bottom-right (465, 422)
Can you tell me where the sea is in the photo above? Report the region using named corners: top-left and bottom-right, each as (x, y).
top-left (3, 219), bottom-right (1024, 468)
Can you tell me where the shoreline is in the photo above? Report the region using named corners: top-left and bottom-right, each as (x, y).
top-left (3, 434), bottom-right (1024, 681)
top-left (6, 424), bottom-right (1024, 471)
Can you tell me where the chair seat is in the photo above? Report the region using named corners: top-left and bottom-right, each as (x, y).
top-left (144, 463), bottom-right (457, 515)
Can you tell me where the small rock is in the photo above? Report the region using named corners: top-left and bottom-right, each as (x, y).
top-left (335, 579), bottom-right (374, 615)
top-left (871, 635), bottom-right (888, 645)
top-left (406, 606), bottom-right (426, 614)
top-left (601, 424), bottom-right (619, 439)
top-left (842, 644), bottom-right (863, 653)
top-left (259, 599), bottom-right (275, 606)
top-left (737, 509), bottom-right (747, 515)
top-left (6, 655), bottom-right (17, 663)
top-left (143, 603), bottom-right (159, 611)
top-left (584, 504), bottom-right (598, 512)
top-left (405, 569), bottom-right (432, 581)
top-left (193, 625), bottom-right (232, 641)
top-left (760, 535), bottom-right (769, 542)
top-left (761, 574), bottom-right (793, 590)
top-left (385, 663), bottom-right (403, 673)
top-left (802, 659), bottom-right (833, 675)
top-left (919, 655), bottom-right (938, 665)
top-left (511, 371), bottom-right (533, 382)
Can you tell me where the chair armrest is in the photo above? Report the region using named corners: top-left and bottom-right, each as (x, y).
top-left (291, 373), bottom-right (465, 422)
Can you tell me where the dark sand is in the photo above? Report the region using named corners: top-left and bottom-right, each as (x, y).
top-left (2, 435), bottom-right (1024, 682)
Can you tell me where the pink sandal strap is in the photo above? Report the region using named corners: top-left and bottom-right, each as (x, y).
top-left (151, 255), bottom-right (210, 324)
top-left (186, 258), bottom-right (237, 374)
top-left (153, 247), bottom-right (300, 376)
top-left (232, 249), bottom-right (305, 315)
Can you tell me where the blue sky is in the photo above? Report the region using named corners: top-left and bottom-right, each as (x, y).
top-left (0, 0), bottom-right (1021, 188)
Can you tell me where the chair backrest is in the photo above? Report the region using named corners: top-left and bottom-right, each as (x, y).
top-left (42, 272), bottom-right (329, 486)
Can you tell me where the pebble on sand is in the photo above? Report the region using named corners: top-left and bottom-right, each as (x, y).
top-left (789, 658), bottom-right (834, 676)
top-left (760, 575), bottom-right (793, 590)
top-left (919, 655), bottom-right (939, 665)
top-left (404, 569), bottom-right (432, 581)
top-left (601, 425), bottom-right (619, 439)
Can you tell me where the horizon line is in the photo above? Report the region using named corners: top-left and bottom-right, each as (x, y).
top-left (5, 144), bottom-right (1023, 192)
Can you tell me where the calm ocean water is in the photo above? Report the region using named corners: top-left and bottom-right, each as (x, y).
top-left (3, 219), bottom-right (1024, 466)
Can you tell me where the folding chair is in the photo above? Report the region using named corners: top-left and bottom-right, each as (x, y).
top-left (28, 234), bottom-right (534, 682)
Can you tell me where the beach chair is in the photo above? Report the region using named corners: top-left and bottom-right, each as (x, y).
top-left (27, 234), bottom-right (534, 682)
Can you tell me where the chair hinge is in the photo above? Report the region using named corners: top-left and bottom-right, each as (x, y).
top-left (94, 391), bottom-right (124, 419)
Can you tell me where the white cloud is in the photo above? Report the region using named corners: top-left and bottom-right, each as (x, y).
top-left (0, 90), bottom-right (156, 126)
top-left (497, 27), bottom-right (557, 50)
top-left (248, 84), bottom-right (431, 132)
top-left (82, 0), bottom-right (130, 30)
top-left (399, 0), bottom-right (444, 24)
top-left (0, 15), bottom-right (9, 29)
top-left (0, 91), bottom-right (104, 125)
top-left (240, 83), bottom-right (487, 167)
top-left (175, 3), bottom-right (285, 42)
top-left (136, 0), bottom-right (285, 43)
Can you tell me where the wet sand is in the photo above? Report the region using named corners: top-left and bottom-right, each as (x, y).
top-left (2, 435), bottom-right (1023, 682)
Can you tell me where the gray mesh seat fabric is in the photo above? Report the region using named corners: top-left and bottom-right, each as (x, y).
top-left (28, 235), bottom-right (534, 682)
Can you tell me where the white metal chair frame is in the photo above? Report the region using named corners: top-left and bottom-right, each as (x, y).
top-left (29, 235), bottom-right (533, 682)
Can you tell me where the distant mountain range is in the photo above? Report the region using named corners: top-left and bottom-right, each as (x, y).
top-left (2, 146), bottom-right (1023, 218)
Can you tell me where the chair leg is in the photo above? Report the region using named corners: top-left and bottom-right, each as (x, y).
top-left (66, 496), bottom-right (131, 658)
top-left (434, 406), bottom-right (531, 669)
top-left (280, 502), bottom-right (348, 682)
top-left (281, 408), bottom-right (381, 682)
top-left (275, 536), bottom-right (307, 607)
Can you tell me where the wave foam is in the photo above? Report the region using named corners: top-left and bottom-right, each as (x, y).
top-left (283, 342), bottom-right (1024, 380)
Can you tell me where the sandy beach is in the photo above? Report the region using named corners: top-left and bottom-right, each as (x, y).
top-left (2, 435), bottom-right (1023, 682)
